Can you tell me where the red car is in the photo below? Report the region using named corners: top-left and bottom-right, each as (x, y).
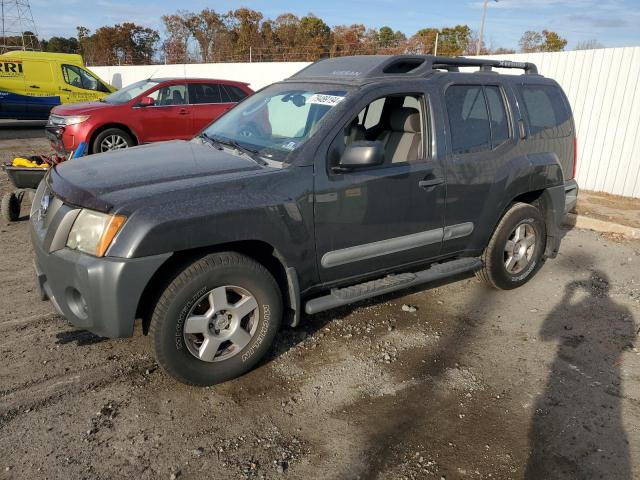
top-left (45, 78), bottom-right (253, 155)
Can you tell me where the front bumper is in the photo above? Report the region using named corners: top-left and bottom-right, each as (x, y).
top-left (45, 124), bottom-right (70, 155)
top-left (30, 187), bottom-right (170, 338)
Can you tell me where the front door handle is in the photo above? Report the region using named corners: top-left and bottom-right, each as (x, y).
top-left (178, 108), bottom-right (190, 115)
top-left (418, 177), bottom-right (444, 188)
top-left (61, 88), bottom-right (72, 92)
top-left (29, 84), bottom-right (40, 89)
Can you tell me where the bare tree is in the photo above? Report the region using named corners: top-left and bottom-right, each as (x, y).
top-left (575, 39), bottom-right (604, 50)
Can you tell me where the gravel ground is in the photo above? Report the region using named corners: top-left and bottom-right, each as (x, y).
top-left (1, 133), bottom-right (639, 480)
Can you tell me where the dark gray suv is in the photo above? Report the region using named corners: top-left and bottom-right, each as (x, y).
top-left (30, 55), bottom-right (579, 385)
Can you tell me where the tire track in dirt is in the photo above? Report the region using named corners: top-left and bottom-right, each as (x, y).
top-left (0, 358), bottom-right (155, 429)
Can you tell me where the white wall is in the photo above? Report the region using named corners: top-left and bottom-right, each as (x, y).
top-left (92, 47), bottom-right (640, 198)
top-left (90, 62), bottom-right (309, 92)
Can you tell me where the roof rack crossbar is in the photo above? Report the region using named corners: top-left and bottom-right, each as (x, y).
top-left (426, 56), bottom-right (538, 75)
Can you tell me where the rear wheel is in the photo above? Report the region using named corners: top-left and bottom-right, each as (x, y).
top-left (150, 252), bottom-right (282, 386)
top-left (92, 128), bottom-right (134, 153)
top-left (1, 192), bottom-right (20, 222)
top-left (476, 202), bottom-right (546, 290)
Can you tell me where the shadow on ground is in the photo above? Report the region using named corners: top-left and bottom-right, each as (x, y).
top-left (55, 329), bottom-right (108, 346)
top-left (525, 254), bottom-right (637, 479)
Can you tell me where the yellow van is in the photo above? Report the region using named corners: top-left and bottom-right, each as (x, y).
top-left (0, 51), bottom-right (115, 120)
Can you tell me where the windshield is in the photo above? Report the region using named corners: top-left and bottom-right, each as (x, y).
top-left (102, 79), bottom-right (159, 104)
top-left (202, 84), bottom-right (349, 162)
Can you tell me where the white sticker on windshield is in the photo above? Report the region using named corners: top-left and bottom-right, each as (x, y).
top-left (307, 94), bottom-right (345, 106)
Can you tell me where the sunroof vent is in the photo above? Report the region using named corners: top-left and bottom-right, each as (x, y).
top-left (382, 58), bottom-right (426, 74)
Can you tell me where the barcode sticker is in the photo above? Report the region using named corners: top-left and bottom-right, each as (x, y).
top-left (307, 94), bottom-right (345, 106)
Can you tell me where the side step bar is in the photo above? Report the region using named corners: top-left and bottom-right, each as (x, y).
top-left (304, 257), bottom-right (482, 315)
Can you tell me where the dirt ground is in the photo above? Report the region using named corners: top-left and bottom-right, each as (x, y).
top-left (575, 190), bottom-right (640, 229)
top-left (1, 128), bottom-right (640, 479)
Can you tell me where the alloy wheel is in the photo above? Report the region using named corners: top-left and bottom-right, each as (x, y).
top-left (183, 285), bottom-right (259, 362)
top-left (504, 223), bottom-right (537, 274)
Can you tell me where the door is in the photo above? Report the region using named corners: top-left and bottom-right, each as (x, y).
top-left (314, 88), bottom-right (446, 283)
top-left (23, 60), bottom-right (59, 118)
top-left (59, 64), bottom-right (109, 104)
top-left (136, 83), bottom-right (192, 142)
top-left (187, 82), bottom-right (233, 133)
top-left (439, 82), bottom-right (516, 255)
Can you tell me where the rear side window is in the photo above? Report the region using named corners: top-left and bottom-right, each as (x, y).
top-left (518, 84), bottom-right (571, 138)
top-left (223, 85), bottom-right (249, 102)
top-left (188, 83), bottom-right (222, 104)
top-left (445, 85), bottom-right (510, 154)
top-left (484, 86), bottom-right (510, 146)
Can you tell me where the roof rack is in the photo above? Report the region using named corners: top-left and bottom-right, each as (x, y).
top-left (428, 56), bottom-right (538, 74)
top-left (289, 55), bottom-right (538, 84)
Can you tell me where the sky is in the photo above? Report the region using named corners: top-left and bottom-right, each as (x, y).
top-left (28, 0), bottom-right (640, 51)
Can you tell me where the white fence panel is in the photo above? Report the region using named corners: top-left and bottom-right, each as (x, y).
top-left (93, 47), bottom-right (640, 197)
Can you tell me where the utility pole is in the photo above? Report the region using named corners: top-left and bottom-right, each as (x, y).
top-left (434, 32), bottom-right (439, 56)
top-left (0, 0), bottom-right (40, 53)
top-left (477, 0), bottom-right (497, 56)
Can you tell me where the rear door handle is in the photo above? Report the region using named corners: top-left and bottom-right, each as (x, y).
top-left (178, 108), bottom-right (190, 115)
top-left (61, 88), bottom-right (72, 92)
top-left (418, 177), bottom-right (444, 188)
top-left (29, 84), bottom-right (40, 89)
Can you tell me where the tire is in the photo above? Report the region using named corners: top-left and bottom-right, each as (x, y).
top-left (92, 128), bottom-right (134, 153)
top-left (150, 252), bottom-right (282, 386)
top-left (476, 202), bottom-right (546, 290)
top-left (1, 193), bottom-right (20, 222)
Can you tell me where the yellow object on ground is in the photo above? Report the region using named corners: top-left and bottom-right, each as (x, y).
top-left (11, 157), bottom-right (48, 168)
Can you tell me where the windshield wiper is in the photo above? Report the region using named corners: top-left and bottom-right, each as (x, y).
top-left (198, 132), bottom-right (220, 149)
top-left (209, 135), bottom-right (267, 166)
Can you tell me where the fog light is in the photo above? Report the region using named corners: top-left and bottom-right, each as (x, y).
top-left (66, 287), bottom-right (88, 320)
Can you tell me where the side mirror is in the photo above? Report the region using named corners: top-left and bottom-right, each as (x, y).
top-left (138, 96), bottom-right (155, 107)
top-left (335, 141), bottom-right (385, 171)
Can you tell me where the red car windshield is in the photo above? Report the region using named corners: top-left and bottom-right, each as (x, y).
top-left (102, 80), bottom-right (159, 104)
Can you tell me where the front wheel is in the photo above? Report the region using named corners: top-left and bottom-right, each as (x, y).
top-left (476, 202), bottom-right (546, 290)
top-left (150, 252), bottom-right (282, 386)
top-left (92, 128), bottom-right (134, 153)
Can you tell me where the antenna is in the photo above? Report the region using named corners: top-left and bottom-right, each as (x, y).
top-left (0, 0), bottom-right (41, 54)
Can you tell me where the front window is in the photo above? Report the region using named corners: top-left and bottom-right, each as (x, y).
top-left (202, 84), bottom-right (349, 162)
top-left (101, 79), bottom-right (159, 104)
top-left (61, 65), bottom-right (108, 92)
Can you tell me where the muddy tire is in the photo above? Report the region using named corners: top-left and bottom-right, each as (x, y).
top-left (92, 128), bottom-right (134, 153)
top-left (1, 192), bottom-right (20, 222)
top-left (476, 202), bottom-right (546, 290)
top-left (150, 252), bottom-right (282, 386)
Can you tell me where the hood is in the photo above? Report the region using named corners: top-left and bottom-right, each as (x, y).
top-left (48, 140), bottom-right (265, 212)
top-left (51, 101), bottom-right (116, 116)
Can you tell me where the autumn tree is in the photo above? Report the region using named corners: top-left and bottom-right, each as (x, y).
top-left (519, 30), bottom-right (543, 53)
top-left (541, 30), bottom-right (567, 52)
top-left (438, 25), bottom-right (472, 56)
top-left (295, 15), bottom-right (331, 60)
top-left (520, 29), bottom-right (567, 53)
top-left (272, 13), bottom-right (300, 57)
top-left (407, 28), bottom-right (438, 54)
top-left (161, 11), bottom-right (192, 63)
top-left (182, 9), bottom-right (227, 62)
top-left (226, 8), bottom-right (264, 60)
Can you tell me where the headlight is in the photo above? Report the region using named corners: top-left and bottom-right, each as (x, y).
top-left (66, 209), bottom-right (126, 257)
top-left (61, 115), bottom-right (90, 126)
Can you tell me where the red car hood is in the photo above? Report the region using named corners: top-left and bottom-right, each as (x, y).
top-left (51, 101), bottom-right (117, 116)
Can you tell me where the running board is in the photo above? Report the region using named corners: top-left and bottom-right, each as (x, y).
top-left (304, 258), bottom-right (482, 315)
